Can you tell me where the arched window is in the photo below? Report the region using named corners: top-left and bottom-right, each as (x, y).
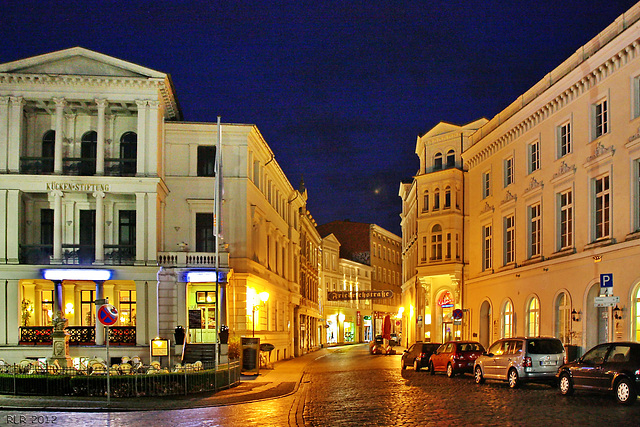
top-left (446, 149), bottom-right (455, 168)
top-left (444, 186), bottom-right (451, 209)
top-left (80, 131), bottom-right (97, 176)
top-left (636, 287), bottom-right (640, 341)
top-left (120, 132), bottom-right (137, 176)
top-left (503, 300), bottom-right (513, 338)
top-left (555, 292), bottom-right (571, 344)
top-left (42, 130), bottom-right (55, 173)
top-left (433, 188), bottom-right (440, 210)
top-left (527, 296), bottom-right (540, 337)
top-left (431, 224), bottom-right (442, 260)
top-left (434, 152), bottom-right (443, 170)
top-left (423, 191), bottom-right (429, 212)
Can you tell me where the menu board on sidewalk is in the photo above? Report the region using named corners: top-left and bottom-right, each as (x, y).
top-left (188, 309), bottom-right (202, 329)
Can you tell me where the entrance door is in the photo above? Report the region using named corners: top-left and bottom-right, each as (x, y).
top-left (79, 210), bottom-right (96, 264)
top-left (190, 305), bottom-right (217, 343)
top-left (479, 301), bottom-right (491, 348)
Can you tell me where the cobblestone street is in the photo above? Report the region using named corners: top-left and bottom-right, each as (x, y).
top-left (2, 344), bottom-right (640, 426)
top-left (300, 345), bottom-right (640, 426)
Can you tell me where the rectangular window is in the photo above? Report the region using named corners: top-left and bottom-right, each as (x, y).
top-left (594, 99), bottom-right (609, 138)
top-left (482, 172), bottom-right (490, 199)
top-left (81, 290), bottom-right (95, 326)
top-left (529, 203), bottom-right (541, 257)
top-left (558, 122), bottom-right (571, 157)
top-left (41, 290), bottom-right (54, 326)
top-left (529, 141), bottom-right (540, 173)
top-left (41, 208), bottom-right (54, 257)
top-left (559, 190), bottom-right (573, 250)
top-left (423, 192), bottom-right (429, 212)
top-left (119, 290), bottom-right (136, 326)
top-left (118, 210), bottom-right (136, 260)
top-left (197, 146), bottom-right (216, 177)
top-left (504, 215), bottom-right (515, 265)
top-left (504, 157), bottom-right (514, 187)
top-left (594, 175), bottom-right (611, 240)
top-left (196, 213), bottom-right (214, 252)
top-left (446, 233), bottom-right (452, 259)
top-left (483, 225), bottom-right (492, 271)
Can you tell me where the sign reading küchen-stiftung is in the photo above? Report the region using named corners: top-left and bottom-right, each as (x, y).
top-left (327, 290), bottom-right (393, 301)
top-left (46, 182), bottom-right (111, 192)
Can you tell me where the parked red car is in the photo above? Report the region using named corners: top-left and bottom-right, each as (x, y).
top-left (429, 341), bottom-right (485, 377)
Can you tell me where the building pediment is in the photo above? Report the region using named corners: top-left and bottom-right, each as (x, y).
top-left (0, 47), bottom-right (166, 79)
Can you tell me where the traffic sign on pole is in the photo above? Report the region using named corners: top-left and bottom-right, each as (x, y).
top-left (594, 296), bottom-right (619, 307)
top-left (97, 304), bottom-right (118, 326)
top-left (600, 273), bottom-right (613, 296)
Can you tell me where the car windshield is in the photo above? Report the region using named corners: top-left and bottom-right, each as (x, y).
top-left (527, 339), bottom-right (564, 354)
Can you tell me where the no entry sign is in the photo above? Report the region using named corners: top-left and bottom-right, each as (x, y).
top-left (98, 304), bottom-right (118, 326)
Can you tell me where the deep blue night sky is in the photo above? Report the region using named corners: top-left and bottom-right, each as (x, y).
top-left (1, 1), bottom-right (638, 235)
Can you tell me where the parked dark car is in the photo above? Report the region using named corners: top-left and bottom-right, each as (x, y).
top-left (557, 342), bottom-right (640, 405)
top-left (402, 342), bottom-right (441, 370)
top-left (474, 337), bottom-right (564, 388)
top-left (429, 341), bottom-right (485, 377)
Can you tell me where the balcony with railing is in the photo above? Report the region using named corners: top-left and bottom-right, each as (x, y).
top-left (19, 156), bottom-right (135, 177)
top-left (19, 326), bottom-right (136, 345)
top-left (157, 251), bottom-right (229, 268)
top-left (19, 244), bottom-right (136, 266)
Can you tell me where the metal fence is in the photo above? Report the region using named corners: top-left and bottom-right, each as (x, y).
top-left (0, 361), bottom-right (241, 397)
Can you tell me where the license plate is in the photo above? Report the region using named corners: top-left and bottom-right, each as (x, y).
top-left (541, 360), bottom-right (556, 366)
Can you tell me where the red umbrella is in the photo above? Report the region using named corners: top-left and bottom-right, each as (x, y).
top-left (382, 315), bottom-right (391, 340)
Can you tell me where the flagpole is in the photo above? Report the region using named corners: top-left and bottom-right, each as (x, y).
top-left (215, 116), bottom-right (221, 368)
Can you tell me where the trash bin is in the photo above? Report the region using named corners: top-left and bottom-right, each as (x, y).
top-left (241, 337), bottom-right (260, 375)
top-left (564, 344), bottom-right (580, 362)
top-left (174, 326), bottom-right (185, 345)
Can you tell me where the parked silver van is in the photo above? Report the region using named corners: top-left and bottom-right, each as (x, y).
top-left (474, 337), bottom-right (565, 388)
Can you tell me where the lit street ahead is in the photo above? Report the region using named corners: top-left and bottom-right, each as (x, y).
top-left (2, 344), bottom-right (640, 426)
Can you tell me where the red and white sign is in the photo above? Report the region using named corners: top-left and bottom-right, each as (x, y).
top-left (97, 304), bottom-right (118, 326)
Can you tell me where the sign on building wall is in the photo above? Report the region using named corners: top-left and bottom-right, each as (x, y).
top-left (327, 290), bottom-right (393, 301)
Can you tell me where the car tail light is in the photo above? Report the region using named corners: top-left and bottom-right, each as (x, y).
top-left (453, 352), bottom-right (460, 360)
top-left (522, 357), bottom-right (532, 368)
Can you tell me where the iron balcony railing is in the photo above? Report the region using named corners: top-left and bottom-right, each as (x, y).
top-left (19, 157), bottom-right (135, 177)
top-left (19, 326), bottom-right (136, 345)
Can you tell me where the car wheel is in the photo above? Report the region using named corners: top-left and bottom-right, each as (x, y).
top-left (414, 359), bottom-right (421, 371)
top-left (474, 366), bottom-right (485, 384)
top-left (402, 360), bottom-right (407, 370)
top-left (508, 368), bottom-right (520, 389)
top-left (559, 373), bottom-right (573, 396)
top-left (446, 363), bottom-right (454, 378)
top-left (429, 362), bottom-right (435, 375)
top-left (615, 378), bottom-right (637, 405)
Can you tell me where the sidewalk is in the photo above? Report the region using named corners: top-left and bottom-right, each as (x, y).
top-left (0, 347), bottom-right (329, 412)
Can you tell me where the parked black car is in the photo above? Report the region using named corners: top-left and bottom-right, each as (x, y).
top-left (402, 342), bottom-right (441, 370)
top-left (557, 342), bottom-right (640, 405)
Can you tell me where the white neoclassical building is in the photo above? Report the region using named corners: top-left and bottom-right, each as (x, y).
top-left (0, 47), bottom-right (319, 365)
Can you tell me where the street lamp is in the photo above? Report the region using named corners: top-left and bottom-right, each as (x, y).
top-left (252, 291), bottom-right (270, 337)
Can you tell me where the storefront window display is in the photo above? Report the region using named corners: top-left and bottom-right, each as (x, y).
top-left (344, 321), bottom-right (355, 342)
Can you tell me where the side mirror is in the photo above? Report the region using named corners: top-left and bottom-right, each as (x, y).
top-left (487, 353), bottom-right (494, 358)
top-left (403, 349), bottom-right (408, 353)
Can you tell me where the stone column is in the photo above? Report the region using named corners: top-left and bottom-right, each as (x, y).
top-left (93, 191), bottom-right (105, 264)
top-left (52, 190), bottom-right (64, 263)
top-left (135, 100), bottom-right (147, 176)
top-left (95, 281), bottom-right (104, 345)
top-left (0, 190), bottom-right (6, 263)
top-left (6, 190), bottom-right (19, 264)
top-left (53, 98), bottom-right (66, 174)
top-left (146, 193), bottom-right (157, 264)
top-left (7, 97), bottom-right (25, 173)
top-left (95, 99), bottom-right (107, 175)
top-left (135, 281), bottom-right (148, 346)
top-left (0, 97), bottom-right (9, 172)
top-left (7, 279), bottom-right (20, 345)
top-left (147, 100), bottom-right (159, 176)
top-left (135, 192), bottom-right (146, 265)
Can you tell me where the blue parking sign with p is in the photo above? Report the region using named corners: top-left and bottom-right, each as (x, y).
top-left (600, 273), bottom-right (613, 287)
